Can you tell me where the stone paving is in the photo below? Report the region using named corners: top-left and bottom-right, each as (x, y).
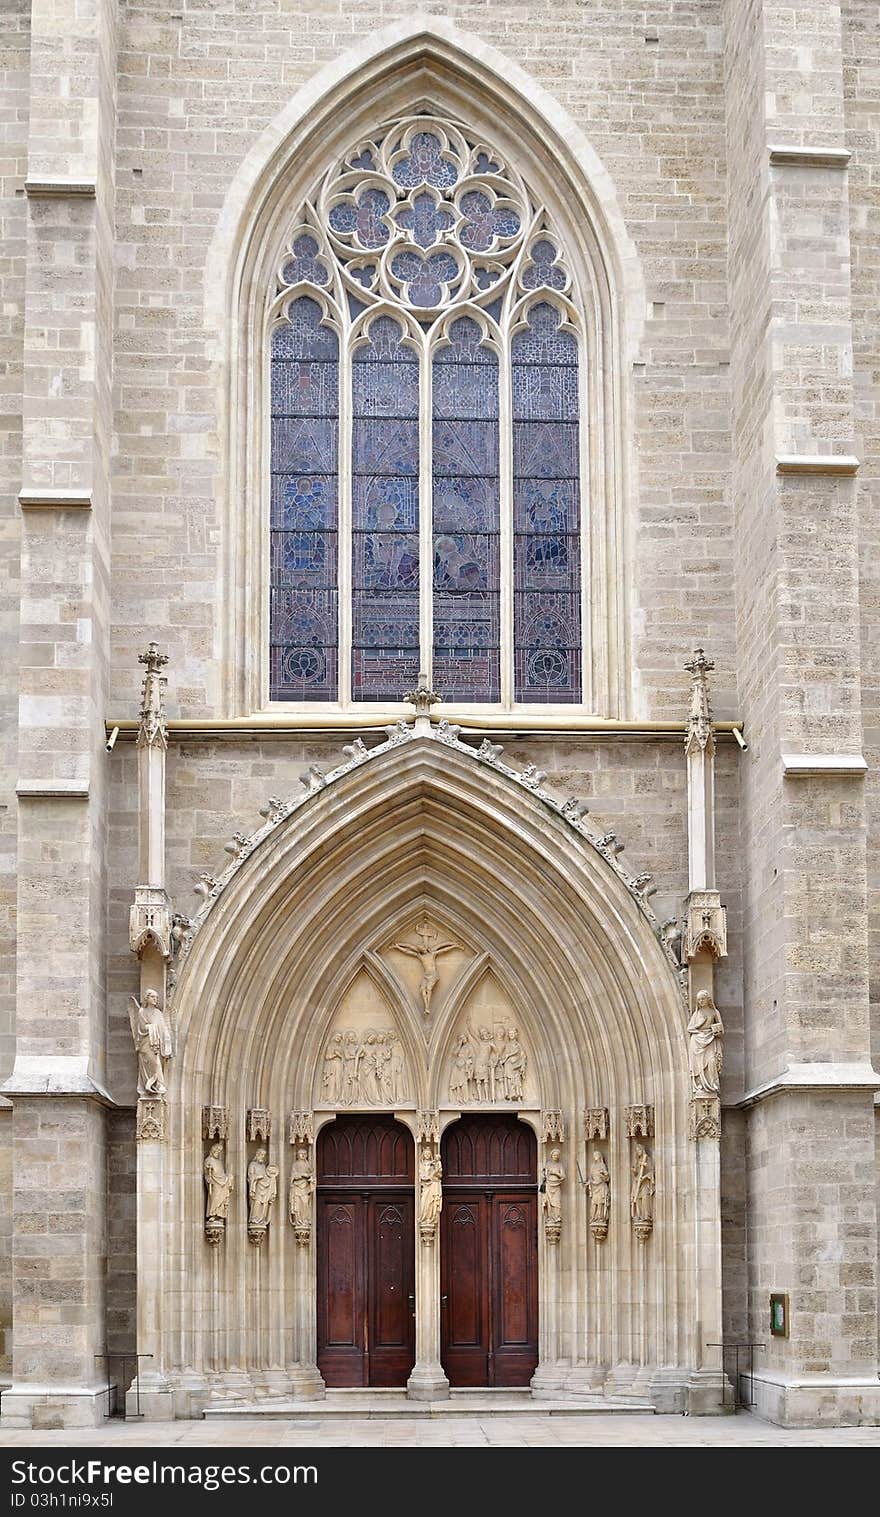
top-left (0, 1412), bottom-right (877, 1447)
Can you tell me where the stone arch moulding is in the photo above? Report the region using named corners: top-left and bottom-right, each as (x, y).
top-left (140, 724), bottom-right (725, 1417)
top-left (208, 14), bottom-right (645, 721)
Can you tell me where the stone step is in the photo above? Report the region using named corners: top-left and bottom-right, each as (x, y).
top-left (203, 1390), bottom-right (655, 1420)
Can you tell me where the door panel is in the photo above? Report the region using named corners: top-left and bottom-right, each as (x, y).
top-left (316, 1117), bottom-right (415, 1388)
top-left (440, 1116), bottom-right (538, 1388)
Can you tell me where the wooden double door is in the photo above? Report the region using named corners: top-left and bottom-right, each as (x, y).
top-left (440, 1115), bottom-right (539, 1387)
top-left (316, 1116), bottom-right (415, 1387)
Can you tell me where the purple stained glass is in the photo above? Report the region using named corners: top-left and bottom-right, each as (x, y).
top-left (521, 238), bottom-right (567, 292)
top-left (280, 233), bottom-right (329, 288)
top-left (432, 317), bottom-right (500, 701)
top-left (390, 248), bottom-right (459, 308)
top-left (269, 297), bottom-right (339, 700)
top-left (392, 131), bottom-right (459, 189)
top-left (512, 304), bottom-right (581, 702)
top-left (394, 192), bottom-right (455, 248)
top-left (458, 190), bottom-right (521, 252)
top-left (352, 316), bottom-right (420, 700)
top-left (328, 187), bottom-right (390, 248)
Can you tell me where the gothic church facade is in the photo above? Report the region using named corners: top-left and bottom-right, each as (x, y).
top-left (0, 1), bottom-right (878, 1430)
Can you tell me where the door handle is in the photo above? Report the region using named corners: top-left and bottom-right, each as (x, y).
top-left (408, 1293), bottom-right (415, 1316)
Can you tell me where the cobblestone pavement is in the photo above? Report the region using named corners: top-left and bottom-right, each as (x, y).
top-left (0, 1412), bottom-right (877, 1447)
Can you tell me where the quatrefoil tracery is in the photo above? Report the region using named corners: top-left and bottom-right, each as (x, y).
top-left (275, 113), bottom-right (573, 323)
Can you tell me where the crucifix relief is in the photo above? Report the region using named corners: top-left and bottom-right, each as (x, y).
top-left (392, 918), bottom-right (460, 1016)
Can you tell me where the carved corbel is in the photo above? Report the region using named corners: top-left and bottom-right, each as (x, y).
top-left (202, 1106), bottom-right (228, 1142)
top-left (624, 1104), bottom-right (654, 1139)
top-left (247, 1108), bottom-right (271, 1143)
top-left (684, 890), bottom-right (728, 961)
top-left (136, 1098), bottom-right (167, 1142)
top-left (584, 1107), bottom-right (609, 1141)
top-left (288, 1111), bottom-right (314, 1146)
top-left (688, 1095), bottom-right (721, 1140)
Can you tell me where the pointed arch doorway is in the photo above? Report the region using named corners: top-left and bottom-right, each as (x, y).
top-left (316, 1116), bottom-right (416, 1387)
top-left (440, 1114), bottom-right (538, 1387)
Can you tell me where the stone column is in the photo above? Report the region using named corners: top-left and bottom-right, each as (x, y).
top-left (530, 1112), bottom-right (566, 1398)
top-left (725, 0), bottom-right (880, 1426)
top-left (287, 1112), bottom-right (324, 1399)
top-left (0, 0), bottom-right (118, 1432)
top-left (406, 1111), bottom-right (448, 1401)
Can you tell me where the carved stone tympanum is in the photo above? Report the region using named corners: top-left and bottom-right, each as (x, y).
top-left (448, 1024), bottom-right (527, 1104)
top-left (392, 919), bottom-right (460, 1015)
top-left (321, 1028), bottom-right (408, 1106)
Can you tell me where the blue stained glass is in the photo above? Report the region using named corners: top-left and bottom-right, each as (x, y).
top-left (472, 151), bottom-right (501, 174)
top-left (392, 131), bottom-right (459, 189)
top-left (521, 239), bottom-right (567, 292)
top-left (329, 187), bottom-right (390, 248)
top-left (458, 190), bottom-right (521, 252)
top-left (394, 192), bottom-right (455, 248)
top-left (512, 303), bottom-right (581, 702)
top-left (349, 265), bottom-right (377, 289)
top-left (352, 316), bottom-right (420, 699)
top-left (280, 234), bottom-right (329, 288)
top-left (390, 248), bottom-right (459, 307)
top-left (432, 317), bottom-right (500, 701)
top-left (348, 148), bottom-right (376, 171)
top-left (270, 297), bottom-right (339, 700)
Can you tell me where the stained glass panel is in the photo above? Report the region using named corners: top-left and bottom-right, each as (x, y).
top-left (512, 303), bottom-right (581, 702)
top-left (432, 317), bottom-right (500, 701)
top-left (352, 316), bottom-right (421, 699)
top-left (269, 297), bottom-right (338, 700)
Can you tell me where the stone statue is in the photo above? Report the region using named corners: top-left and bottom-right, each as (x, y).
top-left (388, 1034), bottom-right (407, 1103)
top-left (498, 1026), bottom-right (527, 1101)
top-left (449, 1034), bottom-right (473, 1104)
top-left (128, 989), bottom-right (173, 1096)
top-left (630, 1143), bottom-right (655, 1241)
top-left (418, 1145), bottom-right (443, 1241)
top-left (288, 1147), bottom-right (314, 1242)
top-left (204, 1144), bottom-right (233, 1244)
top-left (393, 919), bottom-right (459, 1015)
top-left (468, 1024), bottom-right (499, 1102)
top-left (321, 1032), bottom-right (344, 1103)
top-left (542, 1147), bottom-right (565, 1241)
top-left (687, 989), bottom-right (724, 1096)
top-left (247, 1147), bottom-right (279, 1243)
top-left (341, 1030), bottom-right (363, 1105)
top-left (588, 1149), bottom-right (610, 1240)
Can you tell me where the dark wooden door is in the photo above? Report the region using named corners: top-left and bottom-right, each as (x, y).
top-left (316, 1117), bottom-right (415, 1388)
top-left (440, 1115), bottom-right (538, 1387)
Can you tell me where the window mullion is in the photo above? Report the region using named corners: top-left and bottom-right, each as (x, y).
top-left (420, 334), bottom-right (433, 686)
top-left (499, 326), bottom-right (514, 709)
top-left (339, 332), bottom-right (353, 708)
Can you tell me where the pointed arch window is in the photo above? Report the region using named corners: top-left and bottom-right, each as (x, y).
top-left (268, 114), bottom-right (585, 708)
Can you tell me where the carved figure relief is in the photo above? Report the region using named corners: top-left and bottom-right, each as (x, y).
top-left (542, 1147), bottom-right (564, 1243)
top-left (128, 990), bottom-right (173, 1097)
top-left (447, 1023), bottom-right (528, 1104)
top-left (587, 1149), bottom-right (610, 1241)
top-left (247, 1148), bottom-right (279, 1245)
top-left (288, 1147), bottom-right (315, 1245)
top-left (320, 1029), bottom-right (408, 1106)
top-left (204, 1143), bottom-right (234, 1245)
top-left (418, 1146), bottom-right (443, 1245)
top-left (687, 989), bottom-right (724, 1097)
top-left (392, 919), bottom-right (460, 1015)
top-left (630, 1143), bottom-right (655, 1243)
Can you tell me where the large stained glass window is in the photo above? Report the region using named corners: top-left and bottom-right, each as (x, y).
top-left (268, 114), bottom-right (585, 707)
top-left (512, 303), bottom-right (581, 702)
top-left (269, 296), bottom-right (339, 701)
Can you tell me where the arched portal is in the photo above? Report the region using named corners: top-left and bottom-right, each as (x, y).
top-left (136, 728), bottom-right (719, 1415)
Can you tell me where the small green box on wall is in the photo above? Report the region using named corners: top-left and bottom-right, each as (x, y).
top-left (769, 1292), bottom-right (789, 1338)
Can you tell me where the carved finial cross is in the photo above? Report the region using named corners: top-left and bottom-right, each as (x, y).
top-left (684, 646), bottom-right (714, 750)
top-left (137, 642), bottom-right (169, 749)
top-left (404, 671), bottom-right (441, 718)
